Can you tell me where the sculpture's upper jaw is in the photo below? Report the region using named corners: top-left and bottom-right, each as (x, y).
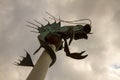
top-left (74, 24), bottom-right (91, 40)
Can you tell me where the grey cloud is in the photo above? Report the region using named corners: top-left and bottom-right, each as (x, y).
top-left (0, 0), bottom-right (120, 80)
top-left (110, 1), bottom-right (120, 48)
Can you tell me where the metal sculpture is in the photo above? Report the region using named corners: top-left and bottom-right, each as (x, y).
top-left (15, 13), bottom-right (92, 67)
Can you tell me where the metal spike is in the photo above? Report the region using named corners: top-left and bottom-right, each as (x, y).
top-left (26, 21), bottom-right (40, 28)
top-left (46, 11), bottom-right (57, 22)
top-left (58, 16), bottom-right (61, 26)
top-left (30, 30), bottom-right (39, 33)
top-left (43, 18), bottom-right (50, 25)
top-left (33, 20), bottom-right (44, 27)
top-left (46, 12), bottom-right (56, 20)
top-left (58, 16), bottom-right (61, 22)
top-left (49, 17), bottom-right (56, 22)
top-left (25, 25), bottom-right (38, 30)
top-left (47, 12), bottom-right (61, 23)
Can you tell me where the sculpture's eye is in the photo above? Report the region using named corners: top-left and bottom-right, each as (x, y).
top-left (83, 24), bottom-right (91, 33)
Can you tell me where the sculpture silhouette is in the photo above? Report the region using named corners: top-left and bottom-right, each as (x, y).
top-left (16, 13), bottom-right (92, 67)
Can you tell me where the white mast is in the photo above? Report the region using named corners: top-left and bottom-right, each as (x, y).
top-left (27, 45), bottom-right (56, 80)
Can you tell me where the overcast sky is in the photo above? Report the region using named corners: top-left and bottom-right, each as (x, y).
top-left (0, 0), bottom-right (120, 80)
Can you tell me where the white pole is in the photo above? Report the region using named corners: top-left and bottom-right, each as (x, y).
top-left (27, 45), bottom-right (56, 80)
